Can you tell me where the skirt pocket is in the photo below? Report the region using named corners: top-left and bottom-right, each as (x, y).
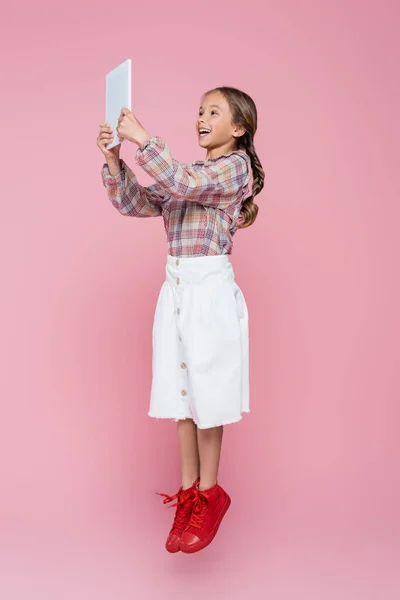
top-left (210, 280), bottom-right (242, 341)
top-left (232, 281), bottom-right (246, 321)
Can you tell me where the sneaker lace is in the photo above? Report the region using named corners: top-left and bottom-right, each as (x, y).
top-left (156, 488), bottom-right (194, 532)
top-left (188, 489), bottom-right (209, 529)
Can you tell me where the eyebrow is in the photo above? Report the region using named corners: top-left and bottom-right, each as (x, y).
top-left (199, 104), bottom-right (221, 109)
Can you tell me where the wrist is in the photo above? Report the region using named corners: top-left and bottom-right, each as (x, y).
top-left (136, 131), bottom-right (152, 150)
top-left (106, 155), bottom-right (120, 165)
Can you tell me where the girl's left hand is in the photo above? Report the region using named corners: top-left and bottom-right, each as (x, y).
top-left (116, 108), bottom-right (151, 148)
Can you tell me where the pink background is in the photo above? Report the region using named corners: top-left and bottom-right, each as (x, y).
top-left (1, 0), bottom-right (399, 598)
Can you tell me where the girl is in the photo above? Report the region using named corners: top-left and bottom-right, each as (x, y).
top-left (97, 87), bottom-right (265, 554)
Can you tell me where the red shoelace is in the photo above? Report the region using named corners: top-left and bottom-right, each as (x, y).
top-left (187, 488), bottom-right (209, 529)
top-left (156, 487), bottom-right (195, 533)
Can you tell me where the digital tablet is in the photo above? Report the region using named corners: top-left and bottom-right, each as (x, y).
top-left (105, 58), bottom-right (131, 150)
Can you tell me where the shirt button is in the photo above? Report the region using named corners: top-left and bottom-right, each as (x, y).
top-left (176, 259), bottom-right (180, 265)
top-left (181, 389), bottom-right (187, 396)
top-left (177, 308), bottom-right (180, 315)
top-left (176, 278), bottom-right (180, 285)
top-left (180, 362), bottom-right (187, 369)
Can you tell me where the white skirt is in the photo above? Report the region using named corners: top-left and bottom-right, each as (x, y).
top-left (148, 253), bottom-right (250, 429)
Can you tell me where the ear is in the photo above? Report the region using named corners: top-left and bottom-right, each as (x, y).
top-left (233, 125), bottom-right (246, 138)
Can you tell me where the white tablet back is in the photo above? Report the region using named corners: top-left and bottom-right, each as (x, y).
top-left (105, 59), bottom-right (131, 150)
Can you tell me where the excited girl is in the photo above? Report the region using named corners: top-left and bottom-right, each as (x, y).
top-left (97, 87), bottom-right (265, 553)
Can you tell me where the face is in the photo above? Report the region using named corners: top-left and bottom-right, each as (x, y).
top-left (196, 91), bottom-right (245, 158)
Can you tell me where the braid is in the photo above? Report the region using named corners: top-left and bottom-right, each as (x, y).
top-left (237, 133), bottom-right (265, 229)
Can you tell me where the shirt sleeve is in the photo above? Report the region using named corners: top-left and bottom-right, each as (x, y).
top-left (135, 136), bottom-right (250, 210)
top-left (101, 158), bottom-right (168, 218)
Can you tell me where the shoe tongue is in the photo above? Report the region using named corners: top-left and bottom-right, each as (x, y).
top-left (181, 483), bottom-right (196, 497)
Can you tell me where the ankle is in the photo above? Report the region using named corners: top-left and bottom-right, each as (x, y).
top-left (182, 476), bottom-right (199, 490)
top-left (198, 480), bottom-right (217, 492)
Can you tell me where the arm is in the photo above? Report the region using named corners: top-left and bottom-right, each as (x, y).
top-left (134, 136), bottom-right (251, 210)
top-left (101, 158), bottom-right (168, 218)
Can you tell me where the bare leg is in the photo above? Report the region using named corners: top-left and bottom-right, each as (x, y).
top-left (177, 419), bottom-right (200, 489)
top-left (196, 426), bottom-right (223, 491)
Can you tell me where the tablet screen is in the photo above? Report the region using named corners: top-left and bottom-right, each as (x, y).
top-left (105, 59), bottom-right (131, 150)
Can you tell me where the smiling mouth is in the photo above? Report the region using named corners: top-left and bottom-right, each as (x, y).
top-left (199, 129), bottom-right (211, 137)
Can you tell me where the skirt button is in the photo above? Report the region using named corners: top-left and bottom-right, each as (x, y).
top-left (180, 362), bottom-right (187, 369)
top-left (181, 389), bottom-right (187, 396)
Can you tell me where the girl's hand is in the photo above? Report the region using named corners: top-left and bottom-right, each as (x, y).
top-left (97, 123), bottom-right (121, 160)
top-left (116, 108), bottom-right (152, 148)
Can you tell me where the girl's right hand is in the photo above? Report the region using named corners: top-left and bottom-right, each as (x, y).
top-left (97, 122), bottom-right (121, 160)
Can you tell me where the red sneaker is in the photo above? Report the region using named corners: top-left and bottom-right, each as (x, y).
top-left (156, 478), bottom-right (199, 553)
top-left (179, 481), bottom-right (231, 553)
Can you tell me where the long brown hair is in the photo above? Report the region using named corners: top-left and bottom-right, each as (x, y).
top-left (203, 86), bottom-right (265, 228)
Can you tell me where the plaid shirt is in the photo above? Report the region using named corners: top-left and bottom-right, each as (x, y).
top-left (101, 135), bottom-right (251, 257)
